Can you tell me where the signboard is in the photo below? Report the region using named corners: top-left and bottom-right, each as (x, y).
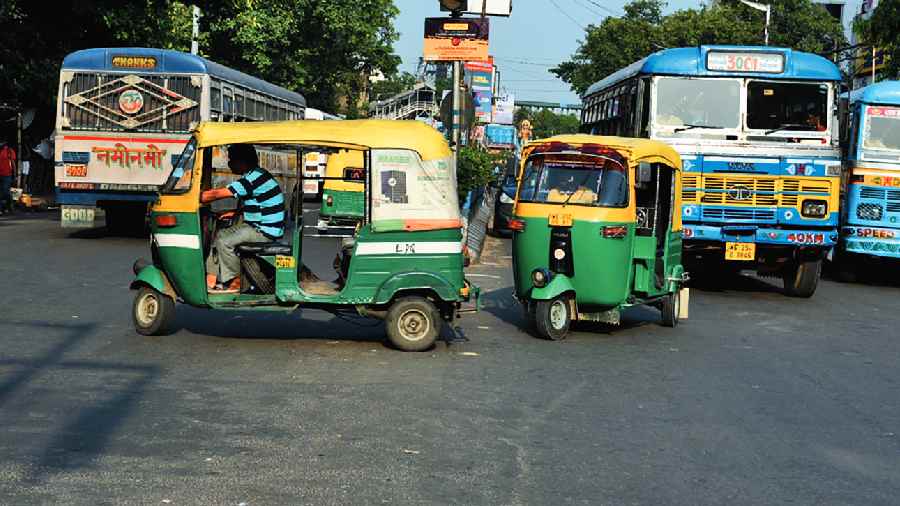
top-left (440, 0), bottom-right (512, 16)
top-left (706, 52), bottom-right (784, 73)
top-left (485, 124), bottom-right (517, 148)
top-left (111, 55), bottom-right (158, 69)
top-left (465, 61), bottom-right (494, 123)
top-left (867, 106), bottom-right (900, 118)
top-left (493, 94), bottom-right (515, 125)
top-left (424, 17), bottom-right (490, 62)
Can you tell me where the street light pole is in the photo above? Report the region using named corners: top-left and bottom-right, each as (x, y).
top-left (16, 112), bottom-right (22, 189)
top-left (739, 0), bottom-right (771, 46)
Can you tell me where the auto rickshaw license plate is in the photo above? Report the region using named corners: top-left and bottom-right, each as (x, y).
top-left (725, 242), bottom-right (756, 261)
top-left (548, 213), bottom-right (573, 227)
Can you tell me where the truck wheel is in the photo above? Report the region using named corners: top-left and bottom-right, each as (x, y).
top-left (660, 291), bottom-right (680, 328)
top-left (783, 258), bottom-right (822, 298)
top-left (133, 287), bottom-right (175, 336)
top-left (385, 297), bottom-right (441, 352)
top-left (535, 295), bottom-right (571, 341)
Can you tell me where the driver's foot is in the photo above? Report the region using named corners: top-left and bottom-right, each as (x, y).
top-left (206, 274), bottom-right (217, 289)
top-left (209, 277), bottom-right (240, 294)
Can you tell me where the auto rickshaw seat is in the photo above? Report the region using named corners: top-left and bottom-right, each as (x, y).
top-left (236, 242), bottom-right (292, 256)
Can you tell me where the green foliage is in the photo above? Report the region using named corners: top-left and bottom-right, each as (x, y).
top-left (456, 146), bottom-right (497, 202)
top-left (0, 0), bottom-right (401, 134)
top-left (371, 72), bottom-right (418, 102)
top-left (514, 109), bottom-right (580, 139)
top-left (855, 0), bottom-right (900, 79)
top-left (553, 0), bottom-right (847, 95)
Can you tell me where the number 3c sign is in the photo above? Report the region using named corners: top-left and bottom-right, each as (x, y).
top-left (707, 52), bottom-right (785, 74)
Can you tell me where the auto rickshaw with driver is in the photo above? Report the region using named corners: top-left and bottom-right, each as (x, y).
top-left (510, 135), bottom-right (688, 340)
top-left (130, 120), bottom-right (478, 351)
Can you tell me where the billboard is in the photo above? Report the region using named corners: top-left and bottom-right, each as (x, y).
top-left (440, 0), bottom-right (513, 16)
top-left (465, 61), bottom-right (494, 123)
top-left (492, 94), bottom-right (515, 125)
top-left (423, 17), bottom-right (490, 62)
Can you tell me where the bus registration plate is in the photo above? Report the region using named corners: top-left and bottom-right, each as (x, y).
top-left (725, 242), bottom-right (755, 261)
top-left (548, 213), bottom-right (572, 227)
top-left (61, 205), bottom-right (96, 228)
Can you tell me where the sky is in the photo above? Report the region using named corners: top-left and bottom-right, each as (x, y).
top-left (392, 0), bottom-right (861, 105)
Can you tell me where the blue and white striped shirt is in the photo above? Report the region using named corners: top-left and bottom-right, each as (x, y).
top-left (227, 167), bottom-right (285, 239)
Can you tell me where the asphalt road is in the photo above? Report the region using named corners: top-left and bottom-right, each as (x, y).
top-left (1, 209), bottom-right (899, 505)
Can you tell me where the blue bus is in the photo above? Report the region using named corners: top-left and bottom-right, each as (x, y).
top-left (837, 81), bottom-right (900, 271)
top-left (54, 47), bottom-right (306, 230)
top-left (581, 46), bottom-right (842, 297)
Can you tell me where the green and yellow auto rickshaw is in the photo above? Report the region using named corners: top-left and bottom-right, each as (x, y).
top-left (510, 135), bottom-right (688, 340)
top-left (317, 149), bottom-right (365, 233)
top-left (130, 120), bottom-right (477, 351)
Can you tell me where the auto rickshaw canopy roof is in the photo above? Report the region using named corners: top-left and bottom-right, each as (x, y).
top-left (523, 135), bottom-right (682, 169)
top-left (193, 119), bottom-right (452, 161)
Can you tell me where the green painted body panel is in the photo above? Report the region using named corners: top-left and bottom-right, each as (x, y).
top-left (513, 217), bottom-right (635, 308)
top-left (530, 274), bottom-right (576, 300)
top-left (150, 211), bottom-right (208, 306)
top-left (131, 265), bottom-right (175, 299)
top-left (320, 188), bottom-right (364, 223)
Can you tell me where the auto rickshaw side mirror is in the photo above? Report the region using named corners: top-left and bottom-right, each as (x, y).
top-left (638, 162), bottom-right (653, 184)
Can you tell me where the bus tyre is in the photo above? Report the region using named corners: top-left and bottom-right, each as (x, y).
top-left (783, 258), bottom-right (822, 298)
top-left (660, 291), bottom-right (680, 328)
top-left (133, 287), bottom-right (175, 336)
top-left (535, 295), bottom-right (571, 341)
top-left (385, 297), bottom-right (441, 352)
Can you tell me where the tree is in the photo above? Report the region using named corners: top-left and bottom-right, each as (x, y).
top-left (370, 71), bottom-right (418, 102)
top-left (855, 0), bottom-right (900, 79)
top-left (553, 0), bottom-right (847, 95)
top-left (514, 108), bottom-right (580, 139)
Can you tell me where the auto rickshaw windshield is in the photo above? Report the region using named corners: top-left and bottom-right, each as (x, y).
top-left (518, 152), bottom-right (628, 207)
top-left (161, 138), bottom-right (198, 194)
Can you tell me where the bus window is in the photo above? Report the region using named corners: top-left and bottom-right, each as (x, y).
top-left (747, 81), bottom-right (829, 133)
top-left (655, 77), bottom-right (740, 131)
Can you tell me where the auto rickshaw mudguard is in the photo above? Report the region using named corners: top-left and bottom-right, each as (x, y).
top-left (530, 274), bottom-right (575, 301)
top-left (667, 264), bottom-right (686, 293)
top-left (130, 264), bottom-right (177, 300)
top-left (374, 271), bottom-right (458, 305)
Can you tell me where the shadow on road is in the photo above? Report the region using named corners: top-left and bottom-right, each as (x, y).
top-left (0, 319), bottom-right (160, 486)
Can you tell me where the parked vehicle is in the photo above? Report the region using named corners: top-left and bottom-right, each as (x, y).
top-left (317, 149), bottom-right (365, 233)
top-left (510, 135), bottom-right (688, 340)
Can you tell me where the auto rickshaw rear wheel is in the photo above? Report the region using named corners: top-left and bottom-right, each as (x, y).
top-left (133, 286), bottom-right (175, 336)
top-left (660, 291), bottom-right (680, 328)
top-left (535, 295), bottom-right (571, 341)
top-left (385, 296), bottom-right (441, 352)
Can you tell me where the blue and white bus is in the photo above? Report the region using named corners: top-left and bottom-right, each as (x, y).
top-left (54, 47), bottom-right (306, 230)
top-left (581, 46), bottom-right (842, 297)
top-left (838, 81), bottom-right (900, 269)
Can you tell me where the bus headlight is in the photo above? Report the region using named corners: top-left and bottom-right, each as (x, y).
top-left (531, 268), bottom-right (551, 288)
top-left (801, 200), bottom-right (828, 218)
top-left (857, 203), bottom-right (883, 221)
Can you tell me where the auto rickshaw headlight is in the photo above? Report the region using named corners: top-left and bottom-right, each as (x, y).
top-left (532, 268), bottom-right (551, 288)
top-left (801, 200), bottom-right (827, 218)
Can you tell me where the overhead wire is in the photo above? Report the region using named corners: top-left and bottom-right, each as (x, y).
top-left (548, 0), bottom-right (587, 30)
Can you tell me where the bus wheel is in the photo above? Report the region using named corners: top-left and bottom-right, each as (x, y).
top-left (535, 295), bottom-right (571, 341)
top-left (133, 287), bottom-right (175, 336)
top-left (660, 291), bottom-right (680, 328)
top-left (385, 297), bottom-right (441, 352)
top-left (783, 258), bottom-right (822, 298)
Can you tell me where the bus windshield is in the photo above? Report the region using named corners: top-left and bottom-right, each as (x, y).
top-left (862, 106), bottom-right (900, 155)
top-left (655, 77), bottom-right (741, 132)
top-left (518, 153), bottom-right (628, 207)
top-left (747, 81), bottom-right (830, 134)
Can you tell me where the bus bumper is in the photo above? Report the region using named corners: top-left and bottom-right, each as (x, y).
top-left (683, 224), bottom-right (838, 248)
top-left (842, 226), bottom-right (900, 259)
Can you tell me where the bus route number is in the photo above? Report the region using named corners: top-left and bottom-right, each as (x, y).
top-left (707, 52), bottom-right (784, 73)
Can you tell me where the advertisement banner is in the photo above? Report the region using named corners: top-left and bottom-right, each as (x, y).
top-left (423, 17), bottom-right (490, 62)
top-left (493, 94), bottom-right (515, 125)
top-left (465, 61), bottom-right (494, 123)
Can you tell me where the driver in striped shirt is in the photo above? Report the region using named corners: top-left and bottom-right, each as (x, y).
top-left (201, 144), bottom-right (285, 293)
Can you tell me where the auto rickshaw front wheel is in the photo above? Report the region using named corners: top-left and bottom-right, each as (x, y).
top-left (133, 287), bottom-right (175, 336)
top-left (385, 296), bottom-right (442, 352)
top-left (535, 295), bottom-right (571, 341)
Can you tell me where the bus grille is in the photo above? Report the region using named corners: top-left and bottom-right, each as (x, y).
top-left (701, 207), bottom-right (777, 222)
top-left (683, 176), bottom-right (831, 208)
top-left (63, 72), bottom-right (200, 132)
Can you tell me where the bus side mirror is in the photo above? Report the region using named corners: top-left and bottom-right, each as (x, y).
top-left (638, 162), bottom-right (652, 184)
